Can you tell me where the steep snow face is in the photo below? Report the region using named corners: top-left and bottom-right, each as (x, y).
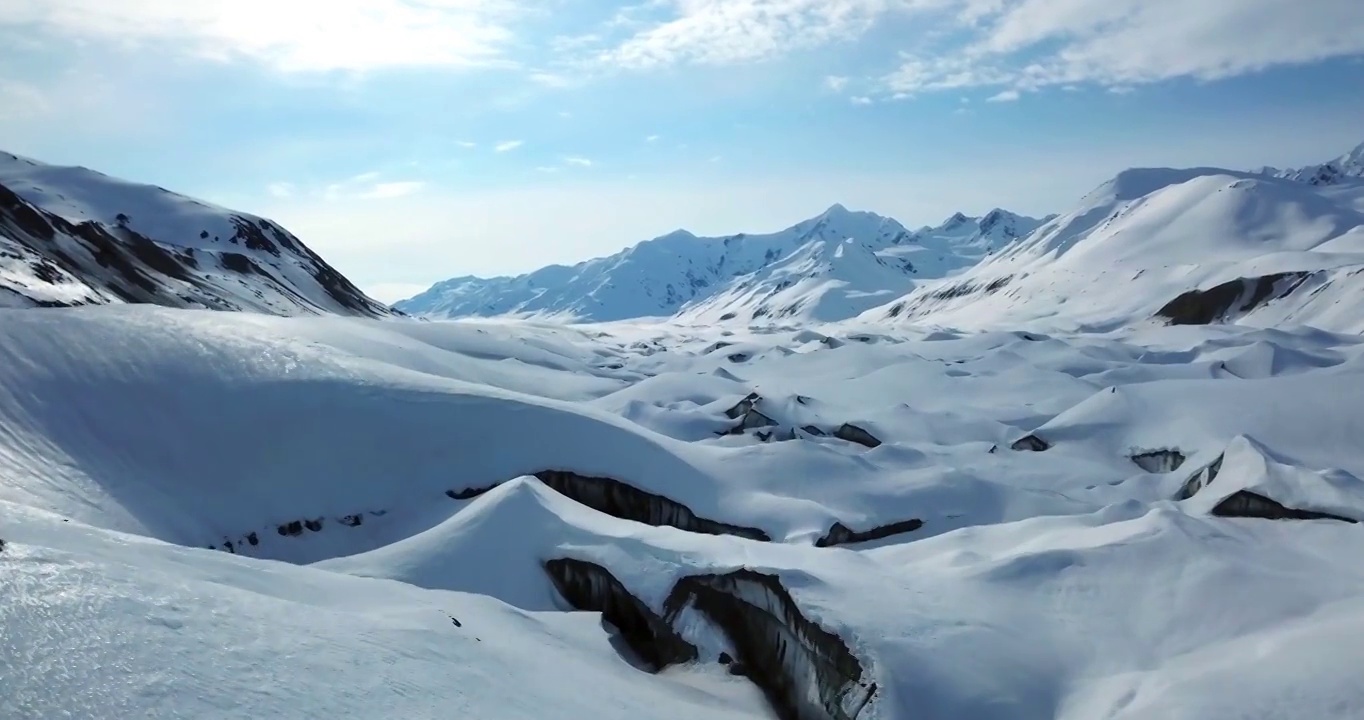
top-left (871, 166), bottom-right (1364, 333)
top-left (396, 205), bottom-right (1046, 323)
top-left (0, 151), bottom-right (392, 317)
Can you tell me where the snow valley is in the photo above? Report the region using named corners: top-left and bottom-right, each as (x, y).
top-left (3, 142), bottom-right (1364, 720)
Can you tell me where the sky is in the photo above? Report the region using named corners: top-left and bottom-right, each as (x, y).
top-left (2, 1), bottom-right (1364, 303)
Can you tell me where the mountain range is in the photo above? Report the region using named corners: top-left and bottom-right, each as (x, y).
top-left (395, 204), bottom-right (1051, 323)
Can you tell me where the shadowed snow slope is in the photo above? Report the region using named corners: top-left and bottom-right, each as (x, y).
top-left (6, 304), bottom-right (1364, 719)
top-left (0, 151), bottom-right (391, 316)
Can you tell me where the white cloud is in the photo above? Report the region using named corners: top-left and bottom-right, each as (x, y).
top-left (360, 181), bottom-right (426, 199)
top-left (825, 75), bottom-right (850, 92)
top-left (456, 141), bottom-right (478, 148)
top-left (646, 134), bottom-right (660, 142)
top-left (850, 95), bottom-right (874, 105)
top-left (0, 0), bottom-right (518, 72)
top-left (563, 156), bottom-right (593, 167)
top-left (494, 140), bottom-right (524, 152)
top-left (986, 89), bottom-right (1019, 102)
top-left (598, 0), bottom-right (894, 69)
top-left (883, 0), bottom-right (1364, 94)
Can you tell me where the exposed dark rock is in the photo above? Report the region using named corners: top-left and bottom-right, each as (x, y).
top-left (447, 484), bottom-right (498, 500)
top-left (800, 425), bottom-right (827, 437)
top-left (534, 470), bottom-right (770, 541)
top-left (815, 519), bottom-right (924, 548)
top-left (1174, 455), bottom-right (1224, 501)
top-left (1211, 490), bottom-right (1357, 523)
top-left (795, 395), bottom-right (813, 405)
top-left (1156, 272), bottom-right (1311, 325)
top-left (277, 520), bottom-right (304, 537)
top-left (727, 352), bottom-right (752, 363)
top-left (1, 538), bottom-right (7, 553)
top-left (544, 558), bottom-right (698, 672)
top-left (833, 424), bottom-right (882, 449)
top-left (223, 540), bottom-right (235, 554)
top-left (718, 651), bottom-right (734, 665)
top-left (662, 569), bottom-right (877, 720)
top-left (1131, 449), bottom-right (1187, 473)
top-left (246, 532), bottom-right (259, 546)
top-left (1011, 434), bottom-right (1051, 452)
top-left (339, 513), bottom-right (364, 527)
top-left (724, 392), bottom-right (761, 419)
top-left (220, 252), bottom-right (258, 274)
top-left (304, 518), bottom-right (323, 532)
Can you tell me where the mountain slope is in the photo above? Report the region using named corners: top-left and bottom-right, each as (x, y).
top-left (397, 205), bottom-right (1046, 323)
top-left (867, 155), bottom-right (1364, 333)
top-left (0, 151), bottom-right (392, 317)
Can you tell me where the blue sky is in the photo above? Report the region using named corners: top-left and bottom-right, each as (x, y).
top-left (3, 0), bottom-right (1363, 302)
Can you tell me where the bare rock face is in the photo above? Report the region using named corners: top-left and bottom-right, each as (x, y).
top-left (1131, 449), bottom-right (1187, 473)
top-left (533, 470), bottom-right (772, 541)
top-left (1011, 434), bottom-right (1051, 452)
top-left (815, 519), bottom-right (923, 548)
top-left (1155, 272), bottom-right (1310, 325)
top-left (662, 569), bottom-right (877, 720)
top-left (1211, 491), bottom-right (1358, 523)
top-left (543, 558), bottom-right (699, 672)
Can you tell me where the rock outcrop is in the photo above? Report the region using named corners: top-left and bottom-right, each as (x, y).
top-left (533, 470), bottom-right (772, 541)
top-left (815, 519), bottom-right (923, 548)
top-left (1211, 490), bottom-right (1358, 523)
top-left (1155, 272), bottom-right (1310, 326)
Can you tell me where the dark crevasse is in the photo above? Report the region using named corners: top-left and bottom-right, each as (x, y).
top-left (815, 519), bottom-right (924, 548)
top-left (543, 558), bottom-right (699, 672)
top-left (1211, 490), bottom-right (1358, 523)
top-left (1174, 455), bottom-right (1224, 500)
top-left (532, 470), bottom-right (772, 541)
top-left (662, 569), bottom-right (877, 720)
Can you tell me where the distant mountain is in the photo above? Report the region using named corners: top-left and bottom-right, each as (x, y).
top-left (866, 141), bottom-right (1364, 334)
top-left (1263, 140), bottom-right (1364, 186)
top-left (397, 204), bottom-right (1048, 323)
top-left (0, 151), bottom-right (393, 317)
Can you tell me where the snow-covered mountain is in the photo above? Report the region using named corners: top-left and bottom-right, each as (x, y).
top-left (1263, 140), bottom-right (1364, 186)
top-left (867, 142), bottom-right (1364, 334)
top-left (0, 151), bottom-right (392, 316)
top-left (396, 205), bottom-right (1047, 323)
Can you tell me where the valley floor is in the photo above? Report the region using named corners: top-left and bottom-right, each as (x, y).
top-left (3, 306), bottom-right (1364, 720)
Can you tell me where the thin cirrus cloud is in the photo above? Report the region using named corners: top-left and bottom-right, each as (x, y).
top-left (0, 0), bottom-right (518, 72)
top-left (494, 140), bottom-right (525, 152)
top-left (587, 0), bottom-right (1364, 97)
